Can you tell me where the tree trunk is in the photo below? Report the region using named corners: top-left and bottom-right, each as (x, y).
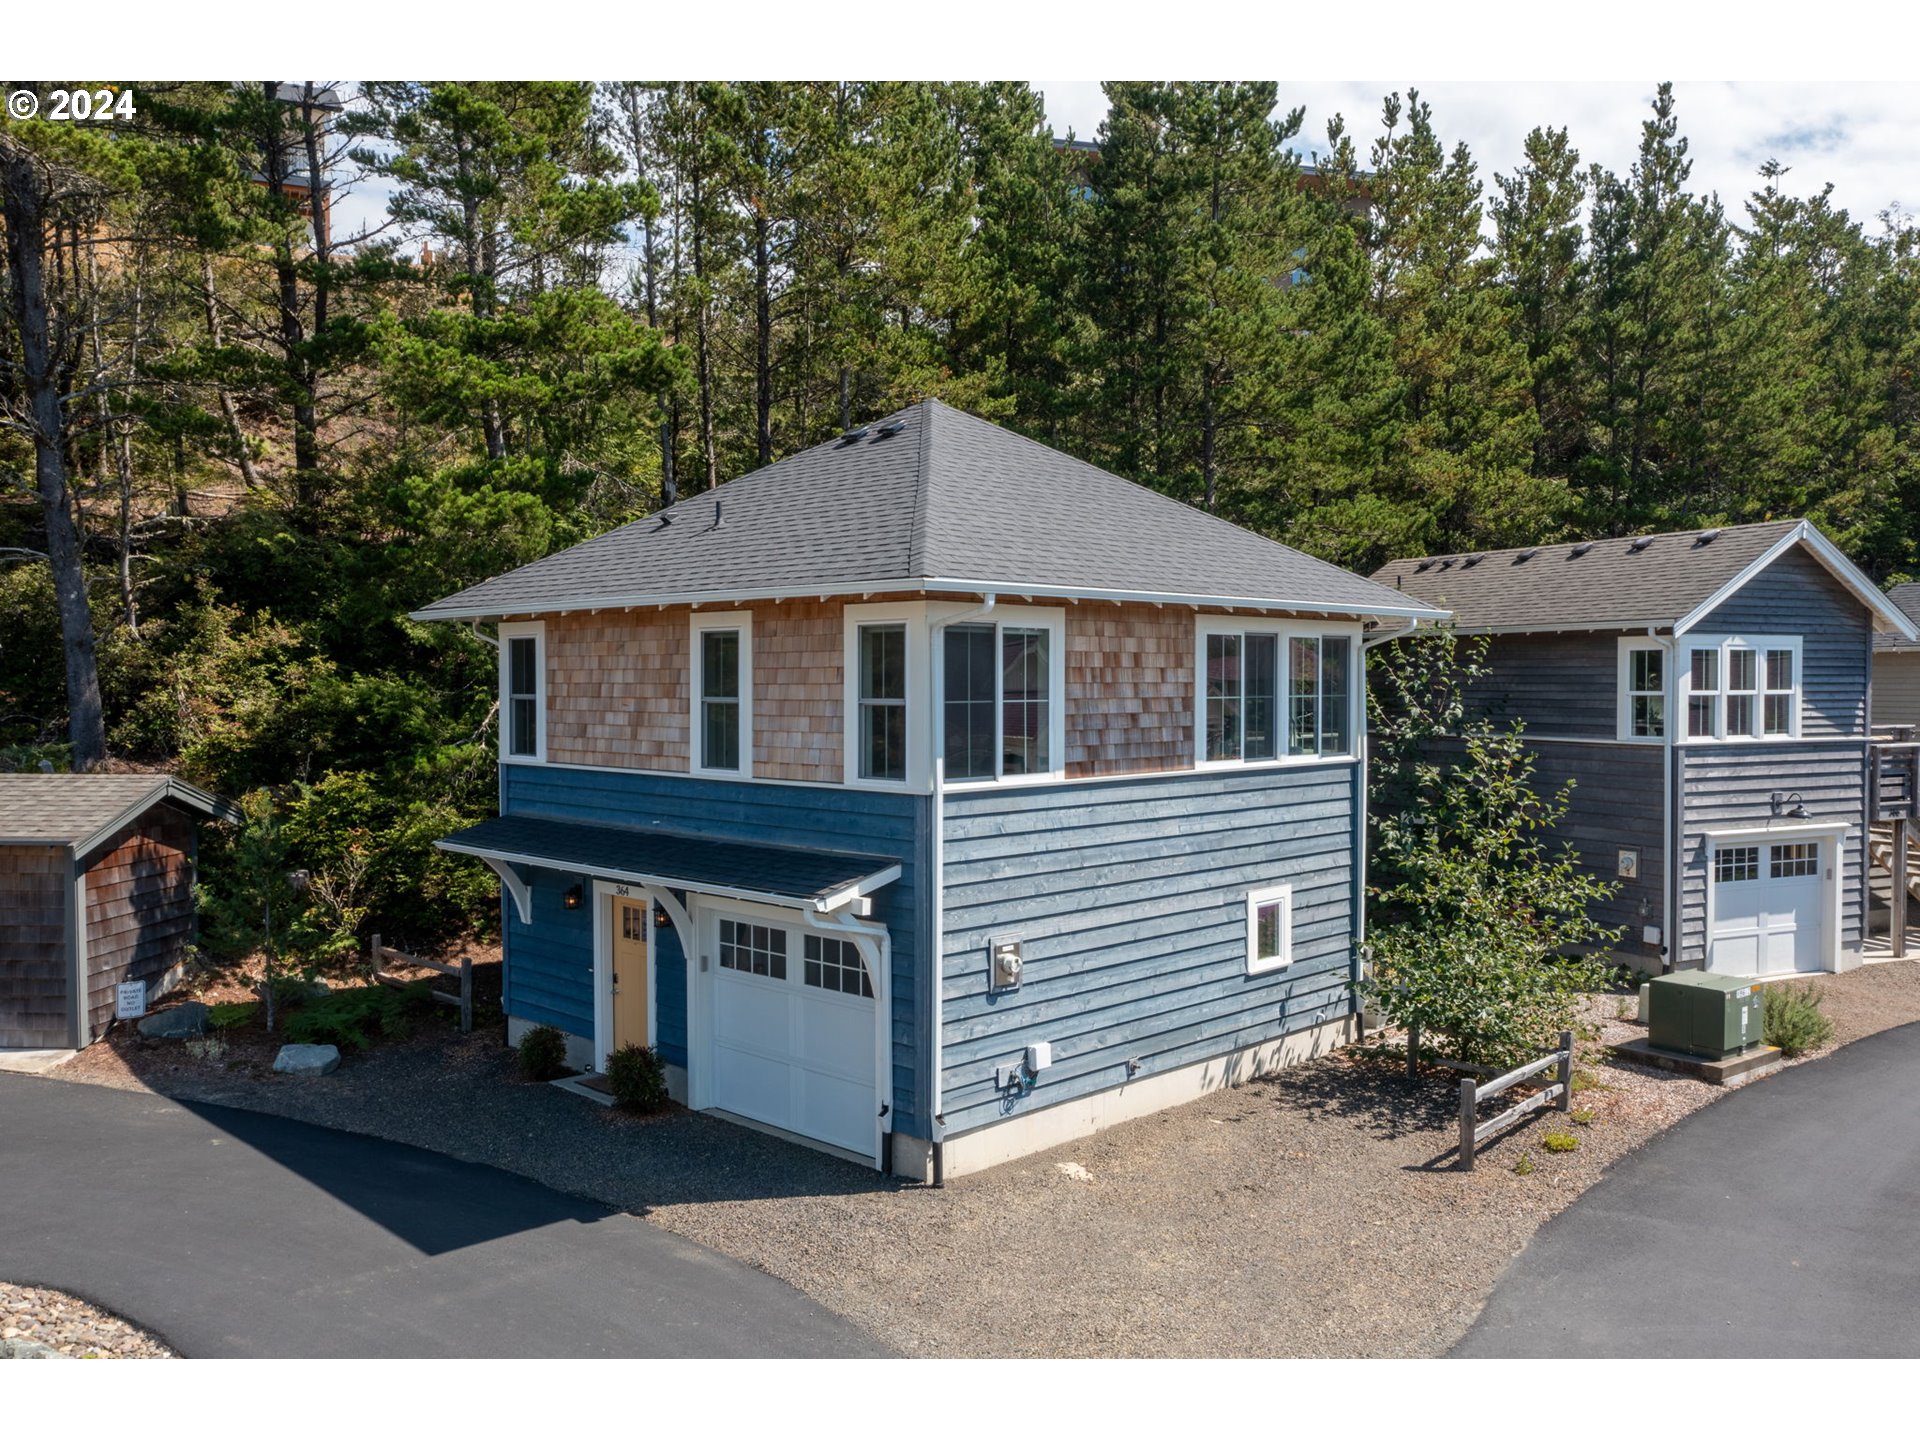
top-left (201, 253), bottom-right (261, 489)
top-left (1, 141), bottom-right (108, 769)
top-left (260, 84), bottom-right (319, 502)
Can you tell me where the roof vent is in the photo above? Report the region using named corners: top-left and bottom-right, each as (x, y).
top-left (1414, 559), bottom-right (1435, 573)
top-left (875, 419), bottom-right (906, 439)
top-left (1462, 554), bottom-right (1484, 568)
top-left (1514, 547), bottom-right (1539, 563)
top-left (1694, 528), bottom-right (1722, 547)
top-left (837, 426), bottom-right (870, 447)
top-left (1438, 557), bottom-right (1454, 570)
top-left (652, 513), bottom-right (672, 532)
top-left (1570, 542), bottom-right (1595, 558)
top-left (712, 500), bottom-right (723, 530)
top-left (1629, 536), bottom-right (1654, 553)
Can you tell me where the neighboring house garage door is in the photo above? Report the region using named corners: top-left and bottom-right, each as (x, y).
top-left (705, 910), bottom-right (879, 1159)
top-left (1708, 840), bottom-right (1824, 975)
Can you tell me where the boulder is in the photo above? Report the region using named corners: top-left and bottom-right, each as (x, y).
top-left (136, 1002), bottom-right (208, 1040)
top-left (271, 1043), bottom-right (340, 1077)
top-left (0, 1339), bottom-right (63, 1359)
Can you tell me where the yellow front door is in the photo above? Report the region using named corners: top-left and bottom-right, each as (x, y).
top-left (611, 896), bottom-right (650, 1052)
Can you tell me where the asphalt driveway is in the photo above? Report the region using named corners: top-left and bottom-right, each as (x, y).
top-left (1457, 1021), bottom-right (1920, 1358)
top-left (0, 1074), bottom-right (887, 1358)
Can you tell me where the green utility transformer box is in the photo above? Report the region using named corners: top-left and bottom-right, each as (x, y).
top-left (1648, 971), bottom-right (1765, 1059)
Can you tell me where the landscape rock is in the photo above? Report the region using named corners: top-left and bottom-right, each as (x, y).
top-left (0, 1339), bottom-right (64, 1359)
top-left (272, 1044), bottom-right (341, 1077)
top-left (136, 1003), bottom-right (208, 1040)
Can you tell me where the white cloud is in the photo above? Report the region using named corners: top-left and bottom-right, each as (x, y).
top-left (1034, 81), bottom-right (1919, 226)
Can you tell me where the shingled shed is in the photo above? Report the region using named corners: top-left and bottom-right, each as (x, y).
top-left (0, 775), bottom-right (238, 1051)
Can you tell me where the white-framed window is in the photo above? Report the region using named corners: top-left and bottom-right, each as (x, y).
top-left (498, 620), bottom-right (546, 763)
top-left (841, 601), bottom-right (928, 788)
top-left (1245, 882), bottom-right (1294, 975)
top-left (1196, 618), bottom-right (1360, 767)
top-left (940, 607), bottom-right (1067, 784)
top-left (1681, 635), bottom-right (1801, 742)
top-left (690, 612), bottom-right (752, 777)
top-left (1616, 640), bottom-right (1667, 741)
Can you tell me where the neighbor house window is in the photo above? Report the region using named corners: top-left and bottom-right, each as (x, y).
top-left (690, 616), bottom-right (751, 776)
top-left (858, 623), bottom-right (908, 782)
top-left (1200, 622), bottom-right (1355, 765)
top-left (943, 614), bottom-right (1062, 782)
top-left (1245, 883), bottom-right (1293, 975)
top-left (1618, 643), bottom-right (1666, 740)
top-left (499, 622), bottom-right (545, 762)
top-left (1682, 636), bottom-right (1800, 741)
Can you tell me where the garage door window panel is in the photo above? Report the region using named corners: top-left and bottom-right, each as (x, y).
top-left (720, 918), bottom-right (787, 979)
top-left (803, 934), bottom-right (873, 998)
top-left (1715, 846), bottom-right (1760, 884)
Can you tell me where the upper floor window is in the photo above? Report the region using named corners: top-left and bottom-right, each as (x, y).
top-left (1682, 635), bottom-right (1800, 741)
top-left (1617, 642), bottom-right (1667, 740)
top-left (1198, 619), bottom-right (1357, 766)
top-left (858, 622), bottom-right (908, 782)
top-left (690, 614), bottom-right (751, 777)
top-left (499, 621), bottom-right (545, 763)
top-left (942, 615), bottom-right (1063, 782)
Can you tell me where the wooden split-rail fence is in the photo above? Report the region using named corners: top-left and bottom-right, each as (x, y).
top-left (1457, 1031), bottom-right (1573, 1171)
top-left (370, 934), bottom-right (473, 1034)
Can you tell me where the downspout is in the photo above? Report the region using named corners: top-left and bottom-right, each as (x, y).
top-left (926, 593), bottom-right (996, 1186)
top-left (1655, 626), bottom-right (1676, 972)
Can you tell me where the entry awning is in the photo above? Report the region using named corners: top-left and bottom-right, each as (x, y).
top-left (435, 814), bottom-right (902, 919)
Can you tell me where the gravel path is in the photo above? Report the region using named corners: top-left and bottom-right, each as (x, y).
top-left (45, 960), bottom-right (1920, 1357)
top-left (0, 1282), bottom-right (174, 1358)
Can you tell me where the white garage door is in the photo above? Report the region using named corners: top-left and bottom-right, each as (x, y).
top-left (1709, 841), bottom-right (1824, 976)
top-left (707, 913), bottom-right (879, 1159)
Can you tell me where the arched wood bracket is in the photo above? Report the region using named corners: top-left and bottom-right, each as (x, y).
top-left (486, 858), bottom-right (533, 924)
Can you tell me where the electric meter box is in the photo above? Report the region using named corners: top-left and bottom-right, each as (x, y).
top-left (1648, 971), bottom-right (1764, 1059)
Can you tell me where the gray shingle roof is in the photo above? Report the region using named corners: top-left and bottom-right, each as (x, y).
top-left (1370, 520), bottom-right (1812, 632)
top-left (1876, 582), bottom-right (1920, 652)
top-left (0, 775), bottom-right (238, 851)
top-left (436, 815), bottom-right (900, 910)
top-left (412, 399), bottom-right (1443, 623)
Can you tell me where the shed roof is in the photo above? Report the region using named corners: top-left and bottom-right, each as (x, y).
top-left (412, 399), bottom-right (1444, 624)
top-left (1876, 582), bottom-right (1920, 652)
top-left (0, 774), bottom-right (240, 854)
top-left (1371, 519), bottom-right (1919, 640)
top-left (436, 814), bottom-right (901, 914)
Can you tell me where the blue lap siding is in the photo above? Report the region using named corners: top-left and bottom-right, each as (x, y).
top-left (938, 764), bottom-right (1361, 1138)
top-left (499, 763), bottom-right (931, 1137)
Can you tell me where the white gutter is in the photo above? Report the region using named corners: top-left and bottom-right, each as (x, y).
top-left (411, 581), bottom-right (1445, 626)
top-left (927, 593), bottom-right (996, 1152)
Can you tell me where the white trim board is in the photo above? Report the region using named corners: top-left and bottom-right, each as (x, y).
top-left (413, 581), bottom-right (1447, 625)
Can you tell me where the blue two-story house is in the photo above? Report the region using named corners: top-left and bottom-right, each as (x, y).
top-left (414, 400), bottom-right (1443, 1178)
top-left (1374, 520), bottom-right (1919, 979)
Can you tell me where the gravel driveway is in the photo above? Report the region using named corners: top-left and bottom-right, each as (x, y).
top-left (47, 960), bottom-right (1920, 1357)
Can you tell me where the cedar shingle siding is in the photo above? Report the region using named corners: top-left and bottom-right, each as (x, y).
top-left (1065, 603), bottom-right (1193, 776)
top-left (81, 806), bottom-right (197, 1037)
top-left (753, 600), bottom-right (844, 783)
top-left (544, 608), bottom-right (691, 770)
top-left (0, 844), bottom-right (69, 1048)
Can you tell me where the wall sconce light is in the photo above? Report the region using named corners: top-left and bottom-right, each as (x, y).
top-left (1770, 791), bottom-right (1810, 820)
top-left (562, 883), bottom-right (583, 910)
top-left (652, 902), bottom-right (672, 932)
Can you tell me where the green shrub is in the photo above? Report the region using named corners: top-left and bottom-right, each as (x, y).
top-left (207, 1001), bottom-right (260, 1031)
top-left (1512, 1156), bottom-right (1535, 1176)
top-left (1570, 1107), bottom-right (1596, 1126)
top-left (1541, 1131), bottom-right (1579, 1153)
top-left (605, 1043), bottom-right (670, 1113)
top-left (1763, 982), bottom-right (1835, 1057)
top-left (517, 1025), bottom-right (569, 1082)
top-left (285, 982), bottom-right (432, 1052)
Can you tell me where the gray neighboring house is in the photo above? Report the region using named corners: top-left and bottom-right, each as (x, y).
top-left (1374, 519), bottom-right (1919, 978)
top-left (1873, 582), bottom-right (1920, 731)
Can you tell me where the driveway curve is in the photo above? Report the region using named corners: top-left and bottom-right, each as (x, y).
top-left (1457, 1020), bottom-right (1920, 1358)
top-left (0, 1074), bottom-right (888, 1358)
